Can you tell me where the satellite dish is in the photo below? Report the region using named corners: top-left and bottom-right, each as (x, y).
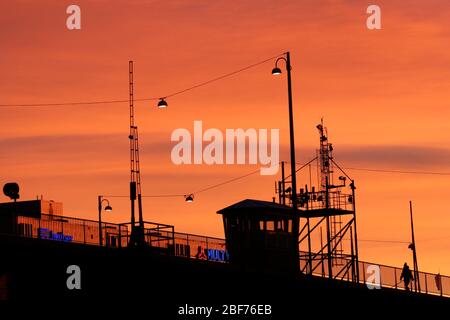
top-left (3, 182), bottom-right (20, 201)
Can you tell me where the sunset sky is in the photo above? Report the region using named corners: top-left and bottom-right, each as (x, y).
top-left (0, 0), bottom-right (449, 274)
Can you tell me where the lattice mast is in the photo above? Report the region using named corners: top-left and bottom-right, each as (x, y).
top-left (317, 120), bottom-right (343, 265)
top-left (129, 60), bottom-right (145, 246)
top-left (278, 121), bottom-right (359, 281)
top-left (317, 119), bottom-right (333, 191)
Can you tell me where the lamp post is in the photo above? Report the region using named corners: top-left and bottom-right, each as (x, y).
top-left (272, 51), bottom-right (300, 272)
top-left (98, 195), bottom-right (112, 246)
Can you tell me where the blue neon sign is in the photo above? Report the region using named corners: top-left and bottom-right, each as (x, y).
top-left (207, 249), bottom-right (229, 262)
top-left (38, 228), bottom-right (73, 242)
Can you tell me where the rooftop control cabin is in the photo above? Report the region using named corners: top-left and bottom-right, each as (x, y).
top-left (218, 199), bottom-right (299, 275)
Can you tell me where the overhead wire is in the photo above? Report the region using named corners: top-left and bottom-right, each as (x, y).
top-left (289, 161), bottom-right (450, 176)
top-left (0, 53), bottom-right (284, 108)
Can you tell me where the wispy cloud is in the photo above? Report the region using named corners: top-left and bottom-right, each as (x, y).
top-left (277, 144), bottom-right (450, 169)
top-left (334, 145), bottom-right (450, 168)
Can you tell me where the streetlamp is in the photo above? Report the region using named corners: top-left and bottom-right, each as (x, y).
top-left (272, 51), bottom-right (300, 271)
top-left (271, 52), bottom-right (298, 208)
top-left (98, 195), bottom-right (112, 246)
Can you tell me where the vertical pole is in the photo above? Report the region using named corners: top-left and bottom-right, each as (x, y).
top-left (138, 189), bottom-right (143, 231)
top-left (308, 163), bottom-right (312, 190)
top-left (285, 51), bottom-right (299, 274)
top-left (350, 226), bottom-right (355, 282)
top-left (316, 152), bottom-right (320, 189)
top-left (305, 185), bottom-right (312, 275)
top-left (395, 269), bottom-right (398, 289)
top-left (187, 234), bottom-right (190, 258)
top-left (135, 127), bottom-right (144, 232)
top-left (362, 262), bottom-right (366, 284)
top-left (326, 176), bottom-right (332, 279)
top-left (351, 180), bottom-right (360, 282)
top-left (83, 220), bottom-right (86, 244)
top-left (410, 201), bottom-right (421, 292)
top-left (281, 161), bottom-right (286, 205)
top-left (118, 224), bottom-right (122, 248)
top-left (320, 226), bottom-right (325, 277)
top-left (12, 199), bottom-right (18, 235)
top-left (98, 195), bottom-right (103, 246)
top-left (306, 218), bottom-right (312, 275)
top-left (278, 181), bottom-right (282, 204)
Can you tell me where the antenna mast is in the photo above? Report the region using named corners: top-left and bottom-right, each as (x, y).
top-left (317, 119), bottom-right (343, 267)
top-left (317, 118), bottom-right (332, 191)
top-left (129, 60), bottom-right (145, 246)
top-left (279, 121), bottom-right (359, 281)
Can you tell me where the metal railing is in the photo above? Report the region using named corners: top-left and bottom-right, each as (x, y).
top-left (172, 232), bottom-right (228, 262)
top-left (118, 221), bottom-right (175, 250)
top-left (358, 260), bottom-right (449, 297)
top-left (17, 214), bottom-right (128, 247)
top-left (298, 191), bottom-right (354, 211)
top-left (299, 253), bottom-right (450, 297)
top-left (14, 214), bottom-right (229, 262)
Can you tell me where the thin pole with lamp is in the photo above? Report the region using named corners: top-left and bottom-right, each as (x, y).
top-left (98, 195), bottom-right (112, 246)
top-left (272, 51), bottom-right (300, 272)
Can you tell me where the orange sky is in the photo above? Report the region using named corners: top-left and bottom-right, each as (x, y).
top-left (0, 0), bottom-right (449, 274)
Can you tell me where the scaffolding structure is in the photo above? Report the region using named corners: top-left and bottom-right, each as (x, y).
top-left (276, 121), bottom-right (360, 282)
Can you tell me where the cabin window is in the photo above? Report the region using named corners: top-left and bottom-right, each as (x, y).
top-left (266, 221), bottom-right (275, 231)
top-left (226, 216), bottom-right (238, 231)
top-left (288, 219), bottom-right (292, 233)
top-left (276, 220), bottom-right (285, 231)
top-left (259, 220), bottom-right (265, 231)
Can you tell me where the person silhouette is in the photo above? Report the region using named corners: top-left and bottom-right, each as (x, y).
top-left (400, 262), bottom-right (414, 291)
top-left (435, 273), bottom-right (442, 293)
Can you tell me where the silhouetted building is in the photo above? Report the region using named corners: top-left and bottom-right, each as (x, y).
top-left (0, 199), bottom-right (63, 235)
top-left (217, 199), bottom-right (299, 275)
top-left (0, 199), bottom-right (62, 218)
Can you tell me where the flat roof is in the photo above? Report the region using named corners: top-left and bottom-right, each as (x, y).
top-left (217, 199), bottom-right (293, 215)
